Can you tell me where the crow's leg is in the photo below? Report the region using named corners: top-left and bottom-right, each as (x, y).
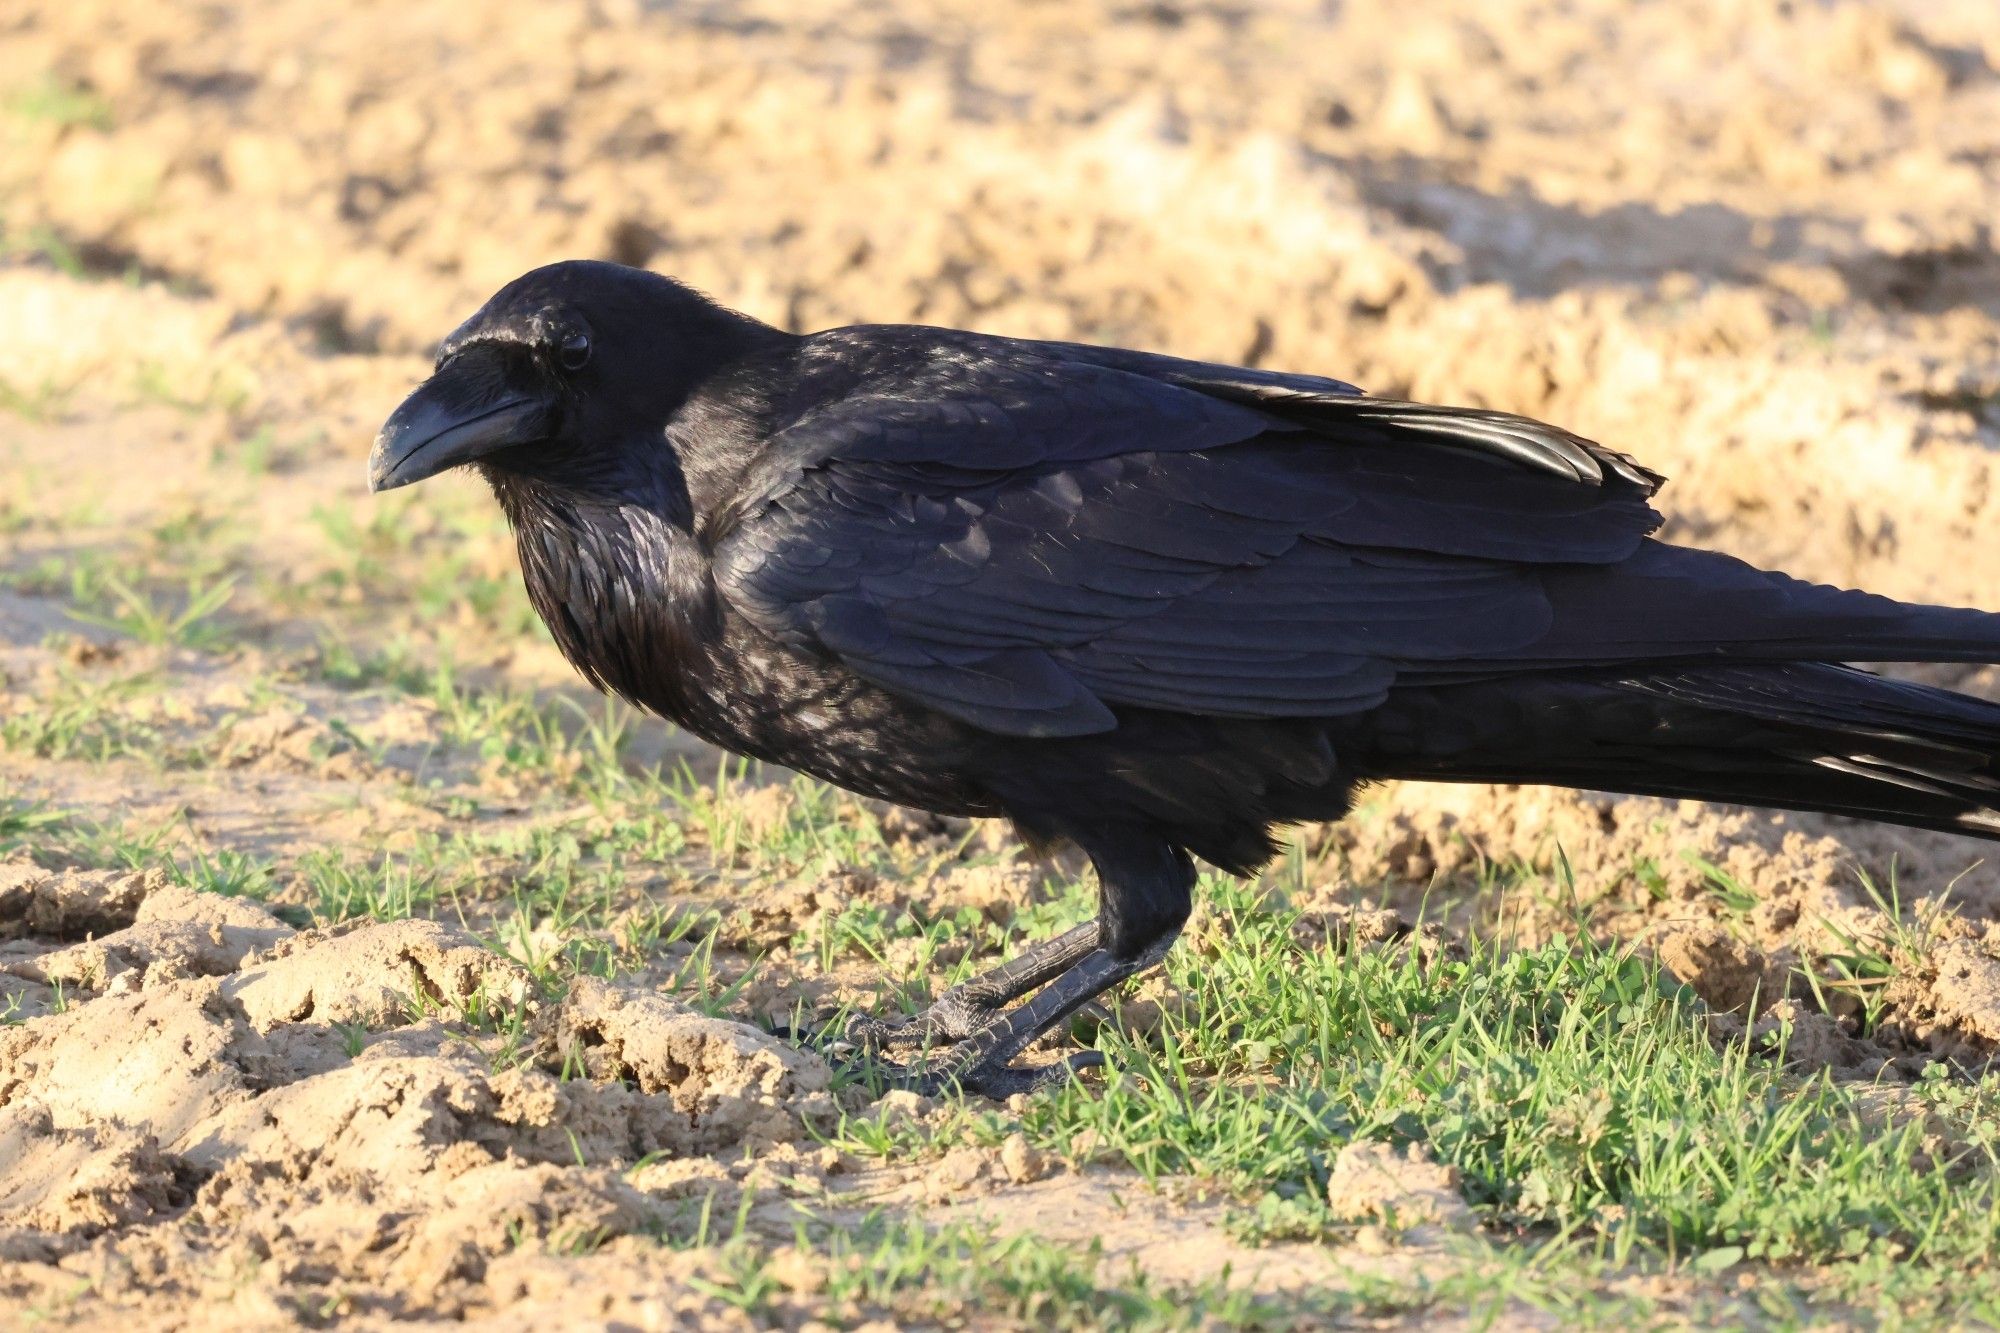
top-left (866, 833), bottom-right (1194, 1099)
top-left (844, 920), bottom-right (1101, 1049)
top-left (891, 932), bottom-right (1178, 1098)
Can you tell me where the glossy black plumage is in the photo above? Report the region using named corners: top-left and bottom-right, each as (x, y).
top-left (371, 260), bottom-right (2000, 1094)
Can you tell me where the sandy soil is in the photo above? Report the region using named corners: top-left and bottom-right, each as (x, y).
top-left (4, 0), bottom-right (2000, 1325)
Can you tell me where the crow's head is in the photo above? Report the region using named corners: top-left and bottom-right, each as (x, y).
top-left (369, 260), bottom-right (765, 493)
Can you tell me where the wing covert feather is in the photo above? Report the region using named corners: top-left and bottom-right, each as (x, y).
top-left (714, 339), bottom-right (1665, 735)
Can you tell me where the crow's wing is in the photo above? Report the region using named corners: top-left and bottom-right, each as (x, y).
top-left (712, 340), bottom-right (1677, 737)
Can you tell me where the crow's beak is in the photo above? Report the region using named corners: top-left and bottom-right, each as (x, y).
top-left (368, 348), bottom-right (553, 492)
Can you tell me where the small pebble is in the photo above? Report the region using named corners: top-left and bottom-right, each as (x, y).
top-left (999, 1131), bottom-right (1045, 1183)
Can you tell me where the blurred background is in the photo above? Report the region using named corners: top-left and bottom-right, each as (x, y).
top-left (5, 0), bottom-right (2000, 593)
top-left (5, 3), bottom-right (2000, 1320)
top-left (2, 0), bottom-right (1998, 844)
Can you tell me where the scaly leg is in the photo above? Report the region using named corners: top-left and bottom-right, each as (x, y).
top-left (854, 833), bottom-right (1195, 1099)
top-left (887, 933), bottom-right (1180, 1097)
top-left (844, 920), bottom-right (1101, 1049)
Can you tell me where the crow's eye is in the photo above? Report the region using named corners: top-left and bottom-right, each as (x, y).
top-left (559, 330), bottom-right (592, 370)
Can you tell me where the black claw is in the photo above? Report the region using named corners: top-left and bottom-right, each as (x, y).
top-left (790, 924), bottom-right (1147, 1101)
top-left (958, 1049), bottom-right (1106, 1099)
top-left (1068, 1048), bottom-right (1109, 1074)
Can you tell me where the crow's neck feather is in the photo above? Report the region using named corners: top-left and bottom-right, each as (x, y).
top-left (486, 461), bottom-right (718, 721)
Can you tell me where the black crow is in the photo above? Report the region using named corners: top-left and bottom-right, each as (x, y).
top-left (371, 260), bottom-right (2000, 1095)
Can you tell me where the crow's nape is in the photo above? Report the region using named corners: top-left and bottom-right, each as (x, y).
top-left (1350, 663), bottom-right (2000, 840)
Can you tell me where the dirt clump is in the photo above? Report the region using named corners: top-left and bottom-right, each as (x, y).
top-left (1655, 924), bottom-right (1787, 1018)
top-left (0, 877), bottom-right (837, 1321)
top-left (0, 864), bottom-right (159, 943)
top-left (1324, 1140), bottom-right (1478, 1238)
top-left (556, 977), bottom-right (839, 1150)
top-left (1288, 900), bottom-right (1465, 967)
top-left (1743, 999), bottom-right (1892, 1081)
top-left (17, 883), bottom-right (289, 994)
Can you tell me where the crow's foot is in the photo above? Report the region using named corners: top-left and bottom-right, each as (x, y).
top-left (840, 920), bottom-right (1101, 1051)
top-left (829, 937), bottom-right (1173, 1100)
top-left (858, 1046), bottom-right (1107, 1099)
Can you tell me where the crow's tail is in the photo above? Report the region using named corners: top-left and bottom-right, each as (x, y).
top-left (1351, 663), bottom-right (2000, 839)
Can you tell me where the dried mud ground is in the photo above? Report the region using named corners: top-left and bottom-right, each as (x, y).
top-left (5, 0), bottom-right (2000, 1328)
